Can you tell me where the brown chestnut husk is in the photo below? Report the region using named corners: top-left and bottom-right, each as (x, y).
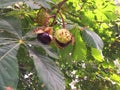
top-left (55, 39), bottom-right (72, 47)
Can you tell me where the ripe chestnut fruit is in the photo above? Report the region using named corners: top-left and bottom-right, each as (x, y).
top-left (37, 33), bottom-right (52, 44)
top-left (34, 27), bottom-right (53, 44)
top-left (54, 29), bottom-right (73, 47)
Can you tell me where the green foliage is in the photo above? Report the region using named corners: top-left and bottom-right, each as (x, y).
top-left (0, 17), bottom-right (20, 90)
top-left (81, 28), bottom-right (104, 50)
top-left (28, 48), bottom-right (64, 90)
top-left (72, 28), bottom-right (87, 60)
top-left (0, 0), bottom-right (120, 90)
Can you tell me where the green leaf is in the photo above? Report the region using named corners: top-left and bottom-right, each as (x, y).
top-left (24, 25), bottom-right (58, 59)
top-left (81, 29), bottom-right (104, 50)
top-left (0, 0), bottom-right (52, 9)
top-left (0, 16), bottom-right (22, 39)
top-left (0, 0), bottom-right (18, 7)
top-left (110, 74), bottom-right (120, 83)
top-left (103, 11), bottom-right (117, 21)
top-left (26, 0), bottom-right (53, 9)
top-left (91, 48), bottom-right (104, 62)
top-left (37, 0), bottom-right (53, 9)
top-left (25, 0), bottom-right (41, 9)
top-left (0, 16), bottom-right (21, 89)
top-left (0, 43), bottom-right (19, 90)
top-left (26, 40), bottom-right (59, 59)
top-left (28, 48), bottom-right (65, 90)
top-left (0, 38), bottom-right (17, 46)
top-left (72, 28), bottom-right (87, 60)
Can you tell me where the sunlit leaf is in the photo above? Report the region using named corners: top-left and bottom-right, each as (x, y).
top-left (110, 74), bottom-right (120, 83)
top-left (28, 48), bottom-right (65, 90)
top-left (103, 11), bottom-right (117, 21)
top-left (81, 29), bottom-right (104, 50)
top-left (67, 0), bottom-right (80, 10)
top-left (91, 48), bottom-right (104, 62)
top-left (72, 28), bottom-right (87, 60)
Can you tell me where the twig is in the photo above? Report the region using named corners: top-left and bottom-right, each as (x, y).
top-left (50, 0), bottom-right (67, 26)
top-left (58, 11), bottom-right (65, 28)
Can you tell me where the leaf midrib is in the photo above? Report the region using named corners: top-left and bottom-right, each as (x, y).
top-left (0, 43), bottom-right (19, 61)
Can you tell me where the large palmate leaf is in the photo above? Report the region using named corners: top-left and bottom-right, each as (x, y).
top-left (37, 0), bottom-right (53, 9)
top-left (28, 48), bottom-right (65, 90)
top-left (0, 43), bottom-right (19, 90)
top-left (0, 0), bottom-right (17, 7)
top-left (81, 28), bottom-right (104, 61)
top-left (0, 16), bottom-right (21, 90)
top-left (26, 0), bottom-right (53, 9)
top-left (0, 17), bottom-right (22, 39)
top-left (81, 29), bottom-right (104, 50)
top-left (30, 41), bottom-right (59, 59)
top-left (0, 0), bottom-right (53, 9)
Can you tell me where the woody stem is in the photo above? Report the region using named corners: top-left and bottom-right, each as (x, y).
top-left (58, 11), bottom-right (65, 28)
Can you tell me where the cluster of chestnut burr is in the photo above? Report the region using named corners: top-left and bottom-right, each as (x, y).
top-left (34, 8), bottom-right (74, 48)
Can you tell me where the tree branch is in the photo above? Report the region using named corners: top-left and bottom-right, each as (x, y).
top-left (50, 0), bottom-right (67, 26)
